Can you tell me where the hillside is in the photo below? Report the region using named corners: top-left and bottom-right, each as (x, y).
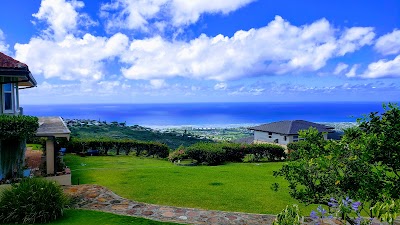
top-left (67, 120), bottom-right (211, 149)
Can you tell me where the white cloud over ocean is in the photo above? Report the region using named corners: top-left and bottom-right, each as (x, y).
top-left (1, 0), bottom-right (397, 104)
top-left (100, 0), bottom-right (256, 31)
top-left (121, 16), bottom-right (375, 81)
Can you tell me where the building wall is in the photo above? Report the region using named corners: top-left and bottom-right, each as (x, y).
top-left (254, 131), bottom-right (330, 145)
top-left (254, 131), bottom-right (291, 145)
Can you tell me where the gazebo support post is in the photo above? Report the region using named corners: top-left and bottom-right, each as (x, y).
top-left (46, 137), bottom-right (55, 175)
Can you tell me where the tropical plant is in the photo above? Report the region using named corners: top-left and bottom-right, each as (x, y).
top-left (272, 204), bottom-right (303, 225)
top-left (0, 178), bottom-right (69, 224)
top-left (370, 199), bottom-right (400, 225)
top-left (274, 103), bottom-right (400, 206)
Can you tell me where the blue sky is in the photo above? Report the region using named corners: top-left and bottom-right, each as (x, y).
top-left (0, 0), bottom-right (399, 104)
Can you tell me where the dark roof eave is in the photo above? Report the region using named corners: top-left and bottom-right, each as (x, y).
top-left (0, 68), bottom-right (37, 87)
top-left (249, 128), bottom-right (335, 135)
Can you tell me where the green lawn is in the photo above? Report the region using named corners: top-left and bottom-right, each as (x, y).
top-left (3, 209), bottom-right (180, 225)
top-left (64, 154), bottom-right (318, 215)
top-left (26, 143), bottom-right (43, 150)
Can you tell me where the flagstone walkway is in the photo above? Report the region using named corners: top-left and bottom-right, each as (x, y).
top-left (64, 184), bottom-right (276, 225)
top-left (63, 185), bottom-right (398, 225)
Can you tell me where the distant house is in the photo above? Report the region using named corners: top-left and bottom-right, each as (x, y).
top-left (248, 120), bottom-right (334, 145)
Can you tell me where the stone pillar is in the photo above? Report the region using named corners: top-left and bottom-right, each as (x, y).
top-left (46, 138), bottom-right (55, 175)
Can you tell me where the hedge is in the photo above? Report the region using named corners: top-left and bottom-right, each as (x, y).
top-left (0, 115), bottom-right (39, 179)
top-left (67, 138), bottom-right (169, 158)
top-left (0, 115), bottom-right (38, 140)
top-left (185, 142), bottom-right (286, 165)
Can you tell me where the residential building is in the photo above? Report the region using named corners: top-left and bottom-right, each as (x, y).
top-left (249, 120), bottom-right (334, 145)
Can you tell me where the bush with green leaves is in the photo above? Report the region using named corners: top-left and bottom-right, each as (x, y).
top-left (274, 103), bottom-right (400, 209)
top-left (0, 115), bottom-right (39, 179)
top-left (247, 143), bottom-right (287, 162)
top-left (68, 137), bottom-right (170, 158)
top-left (0, 178), bottom-right (69, 224)
top-left (168, 145), bottom-right (188, 162)
top-left (185, 142), bottom-right (286, 165)
top-left (186, 142), bottom-right (227, 165)
top-left (272, 204), bottom-right (303, 225)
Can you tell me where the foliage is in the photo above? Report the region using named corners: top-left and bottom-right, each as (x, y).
top-left (272, 204), bottom-right (303, 225)
top-left (0, 178), bottom-right (69, 224)
top-left (69, 125), bottom-right (210, 149)
top-left (68, 138), bottom-right (169, 158)
top-left (274, 103), bottom-right (400, 206)
top-left (0, 115), bottom-right (39, 179)
top-left (168, 145), bottom-right (188, 162)
top-left (370, 199), bottom-right (400, 225)
top-left (186, 142), bottom-right (227, 165)
top-left (185, 142), bottom-right (286, 165)
top-left (0, 115), bottom-right (39, 140)
top-left (246, 143), bottom-right (287, 162)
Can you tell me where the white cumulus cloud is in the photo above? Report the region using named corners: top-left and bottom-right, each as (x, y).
top-left (33, 0), bottom-right (96, 40)
top-left (0, 29), bottom-right (10, 54)
top-left (374, 30), bottom-right (400, 55)
top-left (170, 0), bottom-right (256, 26)
top-left (361, 55), bottom-right (400, 78)
top-left (120, 16), bottom-right (375, 81)
top-left (345, 64), bottom-right (359, 78)
top-left (214, 82), bottom-right (227, 90)
top-left (336, 27), bottom-right (375, 56)
top-left (15, 0), bottom-right (128, 81)
top-left (100, 0), bottom-right (256, 30)
top-left (15, 33), bottom-right (129, 80)
top-left (149, 79), bottom-right (167, 89)
top-left (333, 63), bottom-right (349, 75)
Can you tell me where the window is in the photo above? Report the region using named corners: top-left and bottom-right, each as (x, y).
top-left (3, 83), bottom-right (14, 112)
top-left (284, 136), bottom-right (287, 141)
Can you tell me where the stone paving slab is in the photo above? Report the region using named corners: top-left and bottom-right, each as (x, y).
top-left (63, 185), bottom-right (399, 225)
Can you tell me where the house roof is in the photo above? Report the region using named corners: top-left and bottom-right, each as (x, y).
top-left (248, 120), bottom-right (334, 135)
top-left (0, 52), bottom-right (37, 87)
top-left (36, 117), bottom-right (71, 140)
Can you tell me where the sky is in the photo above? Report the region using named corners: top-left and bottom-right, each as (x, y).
top-left (0, 0), bottom-right (399, 104)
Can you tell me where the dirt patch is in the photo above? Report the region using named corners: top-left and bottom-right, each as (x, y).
top-left (25, 150), bottom-right (43, 169)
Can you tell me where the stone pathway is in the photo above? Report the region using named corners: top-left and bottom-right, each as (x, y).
top-left (64, 184), bottom-right (275, 225)
top-left (63, 185), bottom-right (399, 225)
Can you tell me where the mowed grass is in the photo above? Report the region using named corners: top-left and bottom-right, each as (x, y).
top-left (2, 209), bottom-right (180, 225)
top-left (65, 154), bottom-right (318, 214)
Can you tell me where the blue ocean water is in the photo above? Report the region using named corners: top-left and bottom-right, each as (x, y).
top-left (22, 102), bottom-right (388, 128)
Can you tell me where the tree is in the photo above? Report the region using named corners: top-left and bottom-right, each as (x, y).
top-left (274, 103), bottom-right (400, 206)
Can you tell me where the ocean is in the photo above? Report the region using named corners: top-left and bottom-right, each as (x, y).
top-left (22, 102), bottom-right (387, 128)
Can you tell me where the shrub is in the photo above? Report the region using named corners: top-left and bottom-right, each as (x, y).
top-left (0, 178), bottom-right (69, 224)
top-left (223, 143), bottom-right (246, 162)
top-left (185, 142), bottom-right (286, 165)
top-left (186, 142), bottom-right (226, 165)
top-left (67, 138), bottom-right (170, 158)
top-left (248, 143), bottom-right (286, 162)
top-left (168, 145), bottom-right (188, 162)
top-left (272, 204), bottom-right (303, 225)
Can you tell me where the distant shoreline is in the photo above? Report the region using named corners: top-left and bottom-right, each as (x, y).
top-left (64, 118), bottom-right (356, 131)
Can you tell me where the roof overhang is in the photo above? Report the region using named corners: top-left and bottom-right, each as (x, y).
top-left (36, 117), bottom-right (71, 140)
top-left (0, 68), bottom-right (37, 87)
top-left (248, 127), bottom-right (335, 134)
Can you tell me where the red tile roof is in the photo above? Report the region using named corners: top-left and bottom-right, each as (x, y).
top-left (0, 52), bottom-right (28, 69)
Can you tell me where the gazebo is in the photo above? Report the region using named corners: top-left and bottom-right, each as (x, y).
top-left (36, 116), bottom-right (71, 185)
